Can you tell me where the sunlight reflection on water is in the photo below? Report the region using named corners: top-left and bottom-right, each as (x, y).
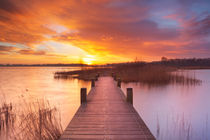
top-left (0, 67), bottom-right (91, 130)
top-left (1, 67), bottom-right (210, 140)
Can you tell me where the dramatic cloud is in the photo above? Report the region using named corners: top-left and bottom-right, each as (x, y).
top-left (18, 49), bottom-right (46, 55)
top-left (0, 0), bottom-right (21, 13)
top-left (186, 15), bottom-right (210, 37)
top-left (0, 0), bottom-right (210, 64)
top-left (0, 45), bottom-right (17, 55)
top-left (0, 45), bottom-right (15, 51)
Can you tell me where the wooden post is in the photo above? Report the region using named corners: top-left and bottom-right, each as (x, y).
top-left (81, 88), bottom-right (87, 104)
top-left (114, 75), bottom-right (117, 81)
top-left (127, 88), bottom-right (133, 105)
top-left (111, 72), bottom-right (114, 77)
top-left (95, 73), bottom-right (99, 81)
top-left (91, 79), bottom-right (95, 87)
top-left (117, 78), bottom-right (121, 88)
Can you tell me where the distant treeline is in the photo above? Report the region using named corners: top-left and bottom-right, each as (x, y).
top-left (107, 58), bottom-right (210, 69)
top-left (0, 64), bottom-right (88, 67)
top-left (1, 58), bottom-right (210, 68)
top-left (156, 58), bottom-right (210, 68)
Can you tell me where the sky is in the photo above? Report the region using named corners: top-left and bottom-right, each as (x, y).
top-left (0, 0), bottom-right (210, 64)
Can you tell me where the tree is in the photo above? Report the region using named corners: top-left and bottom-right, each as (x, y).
top-left (161, 56), bottom-right (168, 61)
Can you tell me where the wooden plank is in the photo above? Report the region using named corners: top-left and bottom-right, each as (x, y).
top-left (60, 77), bottom-right (155, 140)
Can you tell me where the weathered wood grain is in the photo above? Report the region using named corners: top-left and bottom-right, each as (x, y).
top-left (60, 77), bottom-right (155, 140)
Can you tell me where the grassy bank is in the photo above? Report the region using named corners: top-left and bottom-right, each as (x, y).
top-left (54, 63), bottom-right (201, 86)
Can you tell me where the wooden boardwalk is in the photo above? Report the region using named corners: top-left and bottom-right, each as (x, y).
top-left (60, 77), bottom-right (155, 140)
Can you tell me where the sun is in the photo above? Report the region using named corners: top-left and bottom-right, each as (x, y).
top-left (82, 55), bottom-right (95, 65)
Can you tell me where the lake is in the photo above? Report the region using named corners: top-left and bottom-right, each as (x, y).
top-left (0, 67), bottom-right (209, 140)
top-left (0, 67), bottom-right (91, 130)
top-left (122, 70), bottom-right (210, 140)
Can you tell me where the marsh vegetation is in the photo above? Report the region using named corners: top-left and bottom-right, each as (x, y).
top-left (55, 63), bottom-right (201, 86)
top-left (0, 99), bottom-right (62, 140)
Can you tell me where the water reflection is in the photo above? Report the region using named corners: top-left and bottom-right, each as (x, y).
top-left (0, 67), bottom-right (91, 130)
top-left (1, 67), bottom-right (210, 140)
top-left (121, 70), bottom-right (210, 140)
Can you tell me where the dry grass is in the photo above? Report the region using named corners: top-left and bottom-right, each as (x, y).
top-left (0, 103), bottom-right (15, 138)
top-left (0, 99), bottom-right (63, 140)
top-left (115, 65), bottom-right (201, 86)
top-left (55, 67), bottom-right (110, 81)
top-left (156, 114), bottom-right (193, 140)
top-left (55, 64), bottom-right (201, 86)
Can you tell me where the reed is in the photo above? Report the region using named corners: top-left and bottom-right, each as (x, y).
top-left (55, 67), bottom-right (110, 81)
top-left (0, 103), bottom-right (15, 138)
top-left (156, 113), bottom-right (193, 140)
top-left (155, 113), bottom-right (210, 140)
top-left (55, 64), bottom-right (201, 86)
top-left (0, 99), bottom-right (62, 140)
top-left (115, 65), bottom-right (201, 86)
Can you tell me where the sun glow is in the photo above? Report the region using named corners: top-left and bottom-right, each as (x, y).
top-left (82, 55), bottom-right (95, 65)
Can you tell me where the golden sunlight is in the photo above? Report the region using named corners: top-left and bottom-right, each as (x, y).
top-left (82, 55), bottom-right (95, 65)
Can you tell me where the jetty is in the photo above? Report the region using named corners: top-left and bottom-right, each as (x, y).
top-left (60, 76), bottom-right (155, 140)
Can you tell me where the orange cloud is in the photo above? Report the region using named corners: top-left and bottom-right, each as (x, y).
top-left (0, 0), bottom-right (210, 64)
top-left (18, 49), bottom-right (46, 55)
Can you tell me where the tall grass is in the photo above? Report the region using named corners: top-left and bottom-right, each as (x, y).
top-left (0, 99), bottom-right (63, 140)
top-left (155, 113), bottom-right (209, 140)
top-left (0, 103), bottom-right (15, 139)
top-left (55, 64), bottom-right (201, 86)
top-left (55, 67), bottom-right (110, 81)
top-left (115, 65), bottom-right (201, 86)
top-left (156, 113), bottom-right (192, 140)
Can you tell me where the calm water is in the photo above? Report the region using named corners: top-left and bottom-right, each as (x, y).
top-left (0, 67), bottom-right (210, 140)
top-left (122, 70), bottom-right (210, 140)
top-left (0, 67), bottom-right (91, 129)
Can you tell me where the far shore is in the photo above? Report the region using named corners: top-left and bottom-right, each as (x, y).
top-left (1, 65), bottom-right (210, 70)
top-left (54, 59), bottom-right (205, 86)
top-left (1, 58), bottom-right (210, 69)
